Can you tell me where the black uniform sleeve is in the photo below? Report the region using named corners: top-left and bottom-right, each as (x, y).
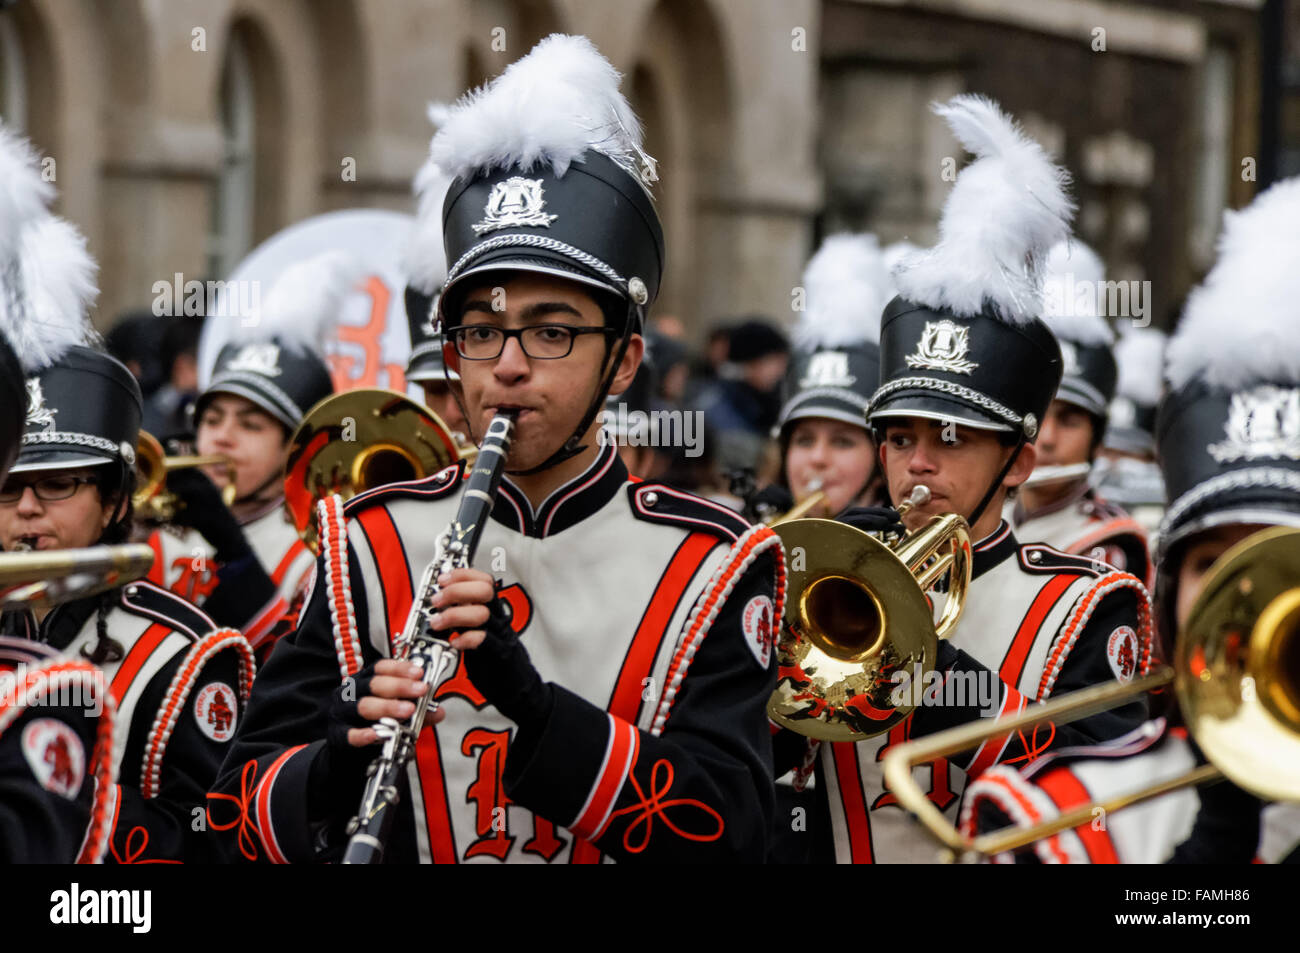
top-left (198, 553), bottom-right (278, 633)
top-left (108, 646), bottom-right (247, 863)
top-left (503, 551), bottom-right (779, 862)
top-left (1166, 743), bottom-right (1263, 864)
top-left (908, 585), bottom-right (1149, 773)
top-left (207, 550), bottom-right (363, 864)
top-left (0, 706), bottom-right (100, 863)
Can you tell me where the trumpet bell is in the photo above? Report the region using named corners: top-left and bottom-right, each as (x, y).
top-left (768, 518), bottom-right (940, 741)
top-left (1177, 525), bottom-right (1300, 803)
top-left (285, 389), bottom-right (463, 552)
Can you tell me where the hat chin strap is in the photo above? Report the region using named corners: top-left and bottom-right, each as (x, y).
top-left (966, 436), bottom-right (1024, 530)
top-left (444, 300), bottom-right (642, 479)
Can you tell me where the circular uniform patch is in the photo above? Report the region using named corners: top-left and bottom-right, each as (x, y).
top-left (742, 595), bottom-right (774, 669)
top-left (1106, 626), bottom-right (1139, 683)
top-left (22, 718), bottom-right (85, 799)
top-left (193, 682), bottom-right (238, 742)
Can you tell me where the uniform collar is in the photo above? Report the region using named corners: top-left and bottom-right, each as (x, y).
top-left (492, 442), bottom-right (628, 538)
top-left (971, 519), bottom-right (1017, 580)
top-left (0, 593), bottom-right (99, 651)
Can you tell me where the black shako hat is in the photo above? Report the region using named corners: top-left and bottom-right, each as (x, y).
top-left (0, 332), bottom-right (24, 481)
top-left (1156, 176), bottom-right (1300, 555)
top-left (869, 296), bottom-right (1062, 439)
top-left (1041, 239), bottom-right (1118, 421)
top-left (15, 346), bottom-right (141, 473)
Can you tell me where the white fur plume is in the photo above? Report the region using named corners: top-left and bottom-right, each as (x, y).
top-left (882, 240), bottom-right (923, 275)
top-left (245, 250), bottom-right (364, 354)
top-left (795, 234), bottom-right (890, 349)
top-left (892, 94), bottom-right (1074, 324)
top-left (1166, 177), bottom-right (1300, 390)
top-left (0, 122), bottom-right (54, 263)
top-left (1041, 239), bottom-right (1114, 345)
top-left (1113, 325), bottom-right (1166, 407)
top-left (430, 34), bottom-right (656, 189)
top-left (404, 116), bottom-right (455, 294)
top-left (2, 217), bottom-right (100, 373)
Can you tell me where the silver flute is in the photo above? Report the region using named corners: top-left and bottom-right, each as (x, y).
top-left (341, 411), bottom-right (517, 864)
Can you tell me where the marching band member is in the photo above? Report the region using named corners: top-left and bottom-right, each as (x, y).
top-left (962, 176), bottom-right (1300, 864)
top-left (0, 174), bottom-right (254, 863)
top-left (777, 95), bottom-right (1152, 863)
top-left (1094, 325), bottom-right (1168, 540)
top-left (1009, 239), bottom-right (1152, 584)
top-left (210, 34), bottom-right (783, 864)
top-left (0, 131), bottom-right (116, 862)
top-left (752, 234), bottom-right (890, 523)
top-left (143, 254), bottom-right (354, 658)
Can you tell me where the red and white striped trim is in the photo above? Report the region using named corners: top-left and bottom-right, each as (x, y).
top-left (632, 484), bottom-right (746, 542)
top-left (319, 495), bottom-right (363, 678)
top-left (540, 446), bottom-right (615, 536)
top-left (974, 521), bottom-right (1012, 552)
top-left (650, 524), bottom-right (784, 736)
top-left (242, 594), bottom-right (289, 649)
top-left (958, 766), bottom-right (1086, 864)
top-left (253, 744), bottom-right (308, 864)
top-left (569, 714), bottom-right (640, 841)
top-left (78, 775), bottom-right (119, 865)
top-left (1036, 571), bottom-right (1152, 699)
top-left (139, 629), bottom-right (255, 799)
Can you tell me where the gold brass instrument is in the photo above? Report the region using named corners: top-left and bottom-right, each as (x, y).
top-left (766, 481), bottom-right (827, 526)
top-left (0, 543), bottom-right (156, 610)
top-left (284, 389), bottom-right (466, 552)
top-left (881, 525), bottom-right (1300, 861)
top-left (133, 431), bottom-right (236, 522)
top-left (768, 485), bottom-right (973, 740)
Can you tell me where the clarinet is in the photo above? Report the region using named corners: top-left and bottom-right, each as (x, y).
top-left (341, 411), bottom-right (517, 864)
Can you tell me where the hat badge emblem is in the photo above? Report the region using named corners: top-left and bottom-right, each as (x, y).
top-left (24, 379), bottom-right (57, 432)
top-left (800, 351), bottom-right (855, 388)
top-left (1208, 384), bottom-right (1300, 463)
top-left (473, 177), bottom-right (558, 235)
top-left (906, 319), bottom-right (978, 375)
top-left (225, 343), bottom-right (282, 377)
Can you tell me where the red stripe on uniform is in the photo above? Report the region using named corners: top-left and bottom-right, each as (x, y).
top-left (831, 742), bottom-right (874, 863)
top-left (964, 686), bottom-right (1028, 778)
top-left (271, 539), bottom-right (308, 587)
top-left (254, 744), bottom-right (308, 865)
top-left (1000, 575), bottom-right (1079, 690)
top-left (572, 716), bottom-right (638, 840)
top-left (145, 532), bottom-right (165, 586)
top-left (355, 507), bottom-right (414, 643)
top-left (414, 727), bottom-right (458, 863)
top-left (1037, 769), bottom-right (1120, 864)
top-left (109, 623), bottom-right (172, 703)
top-left (570, 531), bottom-right (717, 864)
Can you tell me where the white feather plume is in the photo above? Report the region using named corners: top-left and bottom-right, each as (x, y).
top-left (244, 250), bottom-right (364, 354)
top-left (892, 94), bottom-right (1074, 324)
top-left (2, 217), bottom-right (99, 373)
top-left (404, 121), bottom-right (455, 294)
top-left (1166, 177), bottom-right (1300, 390)
top-left (1041, 238), bottom-right (1114, 345)
top-left (430, 34), bottom-right (656, 189)
top-left (0, 122), bottom-right (54, 263)
top-left (1113, 325), bottom-right (1166, 407)
top-left (882, 240), bottom-right (923, 275)
top-left (795, 234), bottom-right (890, 350)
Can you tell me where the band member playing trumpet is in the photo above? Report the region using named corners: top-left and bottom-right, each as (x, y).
top-left (144, 254), bottom-right (354, 657)
top-left (962, 176), bottom-right (1300, 864)
top-left (779, 95), bottom-right (1151, 864)
top-left (753, 235), bottom-right (891, 524)
top-left (0, 183), bottom-right (254, 863)
top-left (210, 36), bottom-right (783, 864)
top-left (1009, 239), bottom-right (1152, 584)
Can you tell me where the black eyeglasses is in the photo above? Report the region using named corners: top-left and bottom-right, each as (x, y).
top-left (0, 475), bottom-right (99, 504)
top-left (447, 324), bottom-right (616, 361)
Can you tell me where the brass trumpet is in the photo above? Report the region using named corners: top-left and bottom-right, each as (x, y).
top-left (768, 485), bottom-right (972, 740)
top-left (284, 389), bottom-right (466, 553)
top-left (766, 481), bottom-right (827, 526)
top-left (133, 432), bottom-right (235, 523)
top-left (881, 525), bottom-right (1300, 861)
top-left (0, 543), bottom-right (156, 610)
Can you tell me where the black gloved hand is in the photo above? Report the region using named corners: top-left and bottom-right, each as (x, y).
top-left (839, 505), bottom-right (905, 537)
top-left (749, 483), bottom-right (794, 522)
top-left (461, 592), bottom-right (553, 727)
top-left (164, 468), bottom-right (251, 562)
top-left (310, 665), bottom-right (383, 825)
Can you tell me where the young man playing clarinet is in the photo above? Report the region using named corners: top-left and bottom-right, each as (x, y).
top-left (210, 35), bottom-right (784, 864)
